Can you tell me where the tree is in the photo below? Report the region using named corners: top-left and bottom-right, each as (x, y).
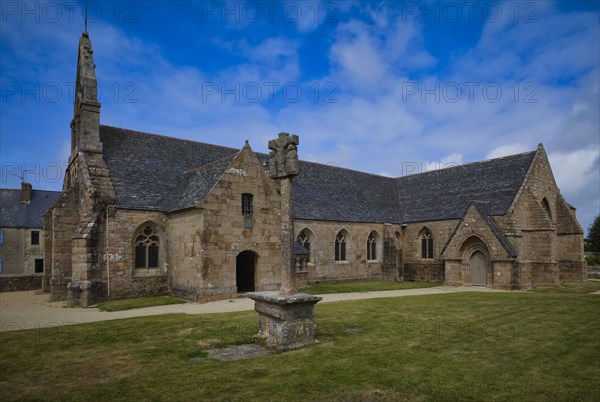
top-left (586, 215), bottom-right (600, 254)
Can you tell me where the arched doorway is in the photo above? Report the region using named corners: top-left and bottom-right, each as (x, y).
top-left (236, 251), bottom-right (257, 293)
top-left (470, 251), bottom-right (488, 286)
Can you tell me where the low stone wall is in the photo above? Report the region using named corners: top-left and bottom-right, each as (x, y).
top-left (588, 266), bottom-right (600, 280)
top-left (403, 262), bottom-right (445, 282)
top-left (0, 274), bottom-right (43, 292)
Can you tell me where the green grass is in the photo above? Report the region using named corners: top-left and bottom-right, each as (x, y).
top-left (300, 280), bottom-right (439, 294)
top-left (1, 284), bottom-right (599, 401)
top-left (531, 280), bottom-right (600, 294)
top-left (96, 296), bottom-right (187, 312)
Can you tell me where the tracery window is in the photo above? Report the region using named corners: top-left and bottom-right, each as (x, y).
top-left (335, 231), bottom-right (347, 262)
top-left (297, 229), bottom-right (311, 262)
top-left (367, 231), bottom-right (377, 261)
top-left (135, 225), bottom-right (160, 269)
top-left (421, 229), bottom-right (434, 259)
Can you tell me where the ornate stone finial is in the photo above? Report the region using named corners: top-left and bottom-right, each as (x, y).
top-left (268, 132), bottom-right (299, 179)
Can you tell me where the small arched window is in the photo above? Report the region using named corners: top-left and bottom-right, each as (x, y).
top-left (542, 197), bottom-right (552, 221)
top-left (421, 229), bottom-right (434, 259)
top-left (134, 225), bottom-right (160, 269)
top-left (297, 229), bottom-right (311, 262)
top-left (335, 230), bottom-right (347, 262)
top-left (367, 231), bottom-right (378, 261)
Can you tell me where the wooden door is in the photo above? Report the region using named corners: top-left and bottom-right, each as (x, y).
top-left (470, 251), bottom-right (487, 286)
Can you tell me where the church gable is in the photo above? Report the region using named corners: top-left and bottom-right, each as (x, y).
top-left (505, 144), bottom-right (568, 233)
top-left (196, 141), bottom-right (277, 212)
top-left (441, 203), bottom-right (516, 261)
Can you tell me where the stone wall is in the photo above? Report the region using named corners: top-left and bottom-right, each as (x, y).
top-left (401, 219), bottom-right (459, 283)
top-left (293, 219), bottom-right (403, 283)
top-left (0, 274), bottom-right (43, 292)
top-left (102, 209), bottom-right (169, 299)
top-left (403, 262), bottom-right (444, 282)
top-left (177, 146), bottom-right (282, 301)
top-left (44, 188), bottom-right (79, 301)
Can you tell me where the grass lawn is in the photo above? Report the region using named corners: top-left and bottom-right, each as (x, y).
top-left (1, 284), bottom-right (598, 401)
top-left (96, 296), bottom-right (187, 312)
top-left (530, 280), bottom-right (600, 294)
top-left (300, 280), bottom-right (439, 294)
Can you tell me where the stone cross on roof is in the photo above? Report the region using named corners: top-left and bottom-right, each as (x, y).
top-left (268, 132), bottom-right (299, 179)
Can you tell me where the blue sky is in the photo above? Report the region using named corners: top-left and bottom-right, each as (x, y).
top-left (1, 0), bottom-right (599, 233)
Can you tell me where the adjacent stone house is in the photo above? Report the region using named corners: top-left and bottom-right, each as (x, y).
top-left (0, 183), bottom-right (60, 290)
top-left (43, 32), bottom-right (586, 307)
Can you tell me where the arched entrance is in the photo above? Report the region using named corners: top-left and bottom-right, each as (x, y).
top-left (470, 251), bottom-right (488, 286)
top-left (236, 251), bottom-right (257, 293)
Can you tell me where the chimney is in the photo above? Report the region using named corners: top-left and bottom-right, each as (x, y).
top-left (21, 182), bottom-right (32, 204)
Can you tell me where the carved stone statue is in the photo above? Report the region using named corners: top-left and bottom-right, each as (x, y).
top-left (268, 132), bottom-right (299, 178)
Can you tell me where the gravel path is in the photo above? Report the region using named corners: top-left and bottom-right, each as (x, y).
top-left (0, 286), bottom-right (505, 332)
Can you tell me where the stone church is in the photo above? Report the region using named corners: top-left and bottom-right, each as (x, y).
top-left (43, 33), bottom-right (586, 307)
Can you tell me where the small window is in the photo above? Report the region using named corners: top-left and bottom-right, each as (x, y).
top-left (134, 225), bottom-right (160, 269)
top-left (31, 231), bottom-right (40, 245)
top-left (367, 232), bottom-right (377, 261)
top-left (0, 229), bottom-right (4, 245)
top-left (335, 231), bottom-right (347, 262)
top-left (35, 259), bottom-right (44, 273)
top-left (242, 193), bottom-right (253, 216)
top-left (297, 229), bottom-right (311, 262)
top-left (421, 229), bottom-right (434, 259)
top-left (542, 198), bottom-right (552, 221)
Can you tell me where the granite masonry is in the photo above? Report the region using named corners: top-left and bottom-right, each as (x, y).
top-left (43, 32), bottom-right (587, 307)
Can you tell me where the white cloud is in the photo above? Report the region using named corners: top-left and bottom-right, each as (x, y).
top-left (548, 149), bottom-right (600, 197)
top-left (486, 143), bottom-right (531, 159)
top-left (1, 1), bottom-right (598, 233)
top-left (424, 153), bottom-right (464, 172)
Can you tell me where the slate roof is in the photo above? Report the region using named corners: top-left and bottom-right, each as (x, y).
top-left (292, 161), bottom-right (401, 223)
top-left (0, 188), bottom-right (61, 228)
top-left (98, 125), bottom-right (536, 224)
top-left (99, 125), bottom-right (239, 211)
top-left (396, 151), bottom-right (536, 223)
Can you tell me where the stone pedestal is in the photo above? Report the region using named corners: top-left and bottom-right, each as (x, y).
top-left (67, 280), bottom-right (102, 307)
top-left (248, 292), bottom-right (322, 350)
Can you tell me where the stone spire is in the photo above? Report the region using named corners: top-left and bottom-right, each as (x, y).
top-left (70, 32), bottom-right (102, 163)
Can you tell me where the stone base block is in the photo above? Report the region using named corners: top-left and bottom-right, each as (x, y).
top-left (248, 291), bottom-right (322, 350)
top-left (67, 280), bottom-right (103, 307)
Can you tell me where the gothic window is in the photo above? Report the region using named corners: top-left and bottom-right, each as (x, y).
top-left (367, 231), bottom-right (378, 261)
top-left (335, 230), bottom-right (347, 262)
top-left (134, 225), bottom-right (160, 269)
top-left (297, 229), bottom-right (311, 262)
top-left (242, 193), bottom-right (253, 216)
top-left (421, 229), bottom-right (434, 259)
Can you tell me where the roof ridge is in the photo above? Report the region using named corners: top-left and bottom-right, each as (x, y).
top-left (100, 124), bottom-right (242, 153)
top-left (101, 125), bottom-right (535, 184)
top-left (396, 150), bottom-right (536, 180)
top-left (299, 159), bottom-right (396, 180)
top-left (183, 152), bottom-right (238, 175)
top-left (102, 125), bottom-right (401, 181)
